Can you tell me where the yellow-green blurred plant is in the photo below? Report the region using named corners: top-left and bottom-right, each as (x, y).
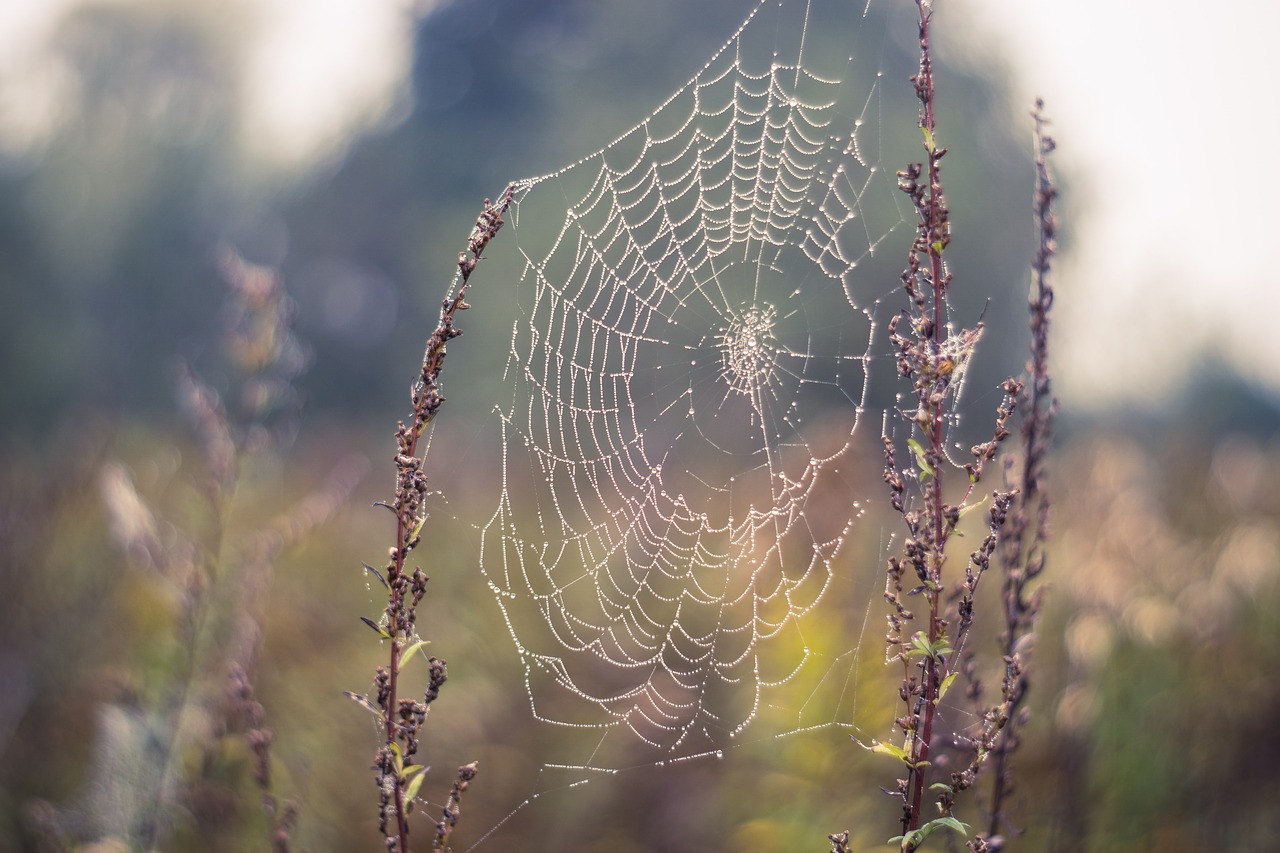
top-left (31, 247), bottom-right (366, 851)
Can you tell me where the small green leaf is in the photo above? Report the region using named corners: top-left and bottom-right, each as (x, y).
top-left (401, 639), bottom-right (432, 664)
top-left (907, 631), bottom-right (953, 662)
top-left (403, 766), bottom-right (429, 802)
top-left (906, 439), bottom-right (934, 478)
top-left (868, 740), bottom-right (909, 762)
top-left (917, 817), bottom-right (969, 843)
top-left (893, 816), bottom-right (970, 848)
top-left (930, 817), bottom-right (969, 836)
top-left (937, 672), bottom-right (959, 704)
top-left (957, 495), bottom-right (989, 520)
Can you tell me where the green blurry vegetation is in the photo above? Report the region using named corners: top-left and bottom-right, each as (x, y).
top-left (2, 0), bottom-right (1278, 851)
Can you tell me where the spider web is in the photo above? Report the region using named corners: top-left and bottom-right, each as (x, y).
top-left (478, 0), bottom-right (909, 760)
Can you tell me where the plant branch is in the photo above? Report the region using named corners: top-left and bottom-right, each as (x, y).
top-left (370, 186), bottom-right (515, 853)
top-left (876, 3), bottom-right (1028, 849)
top-left (985, 100), bottom-right (1057, 844)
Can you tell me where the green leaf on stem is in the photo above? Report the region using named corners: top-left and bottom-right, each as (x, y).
top-left (957, 495), bottom-right (988, 520)
top-left (867, 740), bottom-right (910, 763)
top-left (889, 816), bottom-right (969, 850)
top-left (907, 438), bottom-right (934, 478)
top-left (403, 765), bottom-right (429, 802)
top-left (907, 631), bottom-right (953, 662)
top-left (401, 638), bottom-right (432, 665)
top-left (937, 671), bottom-right (958, 704)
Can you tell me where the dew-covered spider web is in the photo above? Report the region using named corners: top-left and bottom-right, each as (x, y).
top-left (475, 0), bottom-right (912, 771)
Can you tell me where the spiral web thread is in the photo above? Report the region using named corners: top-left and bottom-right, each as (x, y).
top-left (478, 0), bottom-right (908, 760)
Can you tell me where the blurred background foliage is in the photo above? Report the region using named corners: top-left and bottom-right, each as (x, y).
top-left (1, 0), bottom-right (1279, 851)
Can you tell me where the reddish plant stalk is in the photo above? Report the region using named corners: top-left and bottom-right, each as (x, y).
top-left (907, 0), bottom-right (949, 833)
top-left (864, 5), bottom-right (1055, 851)
top-left (880, 2), bottom-right (1022, 846)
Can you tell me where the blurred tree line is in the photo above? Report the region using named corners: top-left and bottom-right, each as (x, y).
top-left (0, 0), bottom-right (1036, 444)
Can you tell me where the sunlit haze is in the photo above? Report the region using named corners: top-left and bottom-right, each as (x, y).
top-left (0, 0), bottom-right (432, 169)
top-left (240, 0), bottom-right (430, 166)
top-left (951, 0), bottom-right (1280, 409)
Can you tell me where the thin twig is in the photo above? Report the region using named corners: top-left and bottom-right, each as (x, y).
top-left (985, 100), bottom-right (1057, 845)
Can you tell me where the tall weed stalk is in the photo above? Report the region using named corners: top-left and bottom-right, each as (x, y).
top-left (831, 2), bottom-right (1057, 850)
top-left (350, 187), bottom-right (513, 852)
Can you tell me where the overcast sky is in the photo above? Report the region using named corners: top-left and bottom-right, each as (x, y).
top-left (949, 0), bottom-right (1279, 409)
top-left (1, 0), bottom-right (1272, 411)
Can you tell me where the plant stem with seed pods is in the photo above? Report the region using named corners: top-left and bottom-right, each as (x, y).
top-left (873, 2), bottom-right (1031, 849)
top-left (365, 186), bottom-right (514, 852)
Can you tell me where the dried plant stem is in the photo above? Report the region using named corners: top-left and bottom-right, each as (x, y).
top-left (370, 186), bottom-right (514, 853)
top-left (434, 762), bottom-right (478, 849)
top-left (985, 101), bottom-right (1057, 844)
top-left (875, 2), bottom-right (1029, 849)
top-left (899, 0), bottom-right (955, 836)
top-left (912, 1), bottom-right (945, 820)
